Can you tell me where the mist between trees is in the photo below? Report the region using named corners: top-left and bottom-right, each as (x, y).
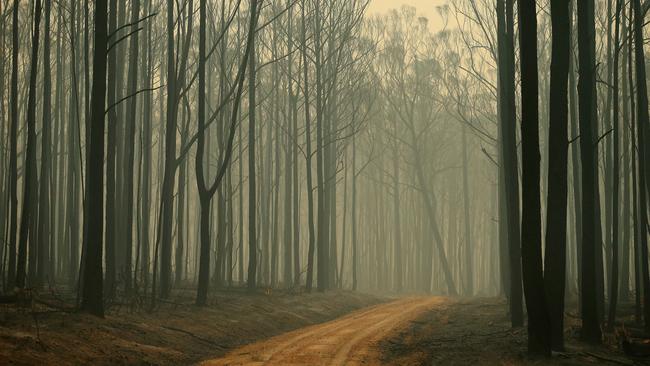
top-left (0, 0), bottom-right (649, 356)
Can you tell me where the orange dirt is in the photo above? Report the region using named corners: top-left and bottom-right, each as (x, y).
top-left (201, 296), bottom-right (448, 366)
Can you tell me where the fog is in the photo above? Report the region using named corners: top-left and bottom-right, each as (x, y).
top-left (0, 0), bottom-right (648, 363)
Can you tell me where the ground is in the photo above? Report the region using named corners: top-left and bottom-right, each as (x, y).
top-left (201, 296), bottom-right (446, 365)
top-left (380, 298), bottom-right (647, 366)
top-left (0, 288), bottom-right (384, 365)
top-left (1, 291), bottom-right (648, 365)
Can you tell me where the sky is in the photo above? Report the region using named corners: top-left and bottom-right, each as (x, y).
top-left (366, 0), bottom-right (448, 32)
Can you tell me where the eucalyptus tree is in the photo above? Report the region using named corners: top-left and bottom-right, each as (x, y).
top-left (631, 0), bottom-right (650, 331)
top-left (80, 0), bottom-right (108, 317)
top-left (518, 0), bottom-right (551, 355)
top-left (122, 0), bottom-right (142, 295)
top-left (16, 0), bottom-right (42, 289)
top-left (606, 0), bottom-right (623, 331)
top-left (196, 0), bottom-right (259, 304)
top-left (577, 0), bottom-right (602, 343)
top-left (36, 0), bottom-right (53, 287)
top-left (373, 8), bottom-right (457, 295)
top-left (495, 0), bottom-right (524, 326)
top-left (544, 0), bottom-right (571, 350)
top-left (7, 0), bottom-right (19, 288)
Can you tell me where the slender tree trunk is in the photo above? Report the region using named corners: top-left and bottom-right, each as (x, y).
top-left (80, 0), bottom-right (108, 317)
top-left (104, 0), bottom-right (118, 298)
top-left (37, 0), bottom-right (53, 287)
top-left (283, 33), bottom-right (294, 287)
top-left (157, 0), bottom-right (178, 301)
top-left (67, 0), bottom-right (81, 285)
top-left (569, 7), bottom-right (583, 310)
top-left (176, 126), bottom-right (188, 285)
top-left (140, 0), bottom-right (153, 292)
top-left (16, 0), bottom-right (43, 289)
top-left (544, 0), bottom-right (571, 350)
top-left (497, 0), bottom-right (524, 327)
top-left (292, 77), bottom-right (300, 288)
top-left (631, 0), bottom-right (650, 331)
top-left (122, 0), bottom-right (141, 295)
top-left (628, 21), bottom-right (641, 322)
top-left (238, 99), bottom-right (244, 285)
top-left (392, 121), bottom-right (402, 292)
top-left (461, 125), bottom-right (472, 295)
top-left (351, 133), bottom-right (358, 291)
top-left (577, 0), bottom-right (602, 343)
top-left (314, 0), bottom-right (330, 292)
top-left (195, 0), bottom-right (213, 305)
top-left (247, 4), bottom-right (258, 291)
top-left (7, 0), bottom-right (19, 289)
top-left (518, 0), bottom-right (551, 354)
top-left (302, 0), bottom-right (316, 292)
top-left (413, 159), bottom-right (457, 295)
top-left (619, 3), bottom-right (631, 302)
top-left (607, 0), bottom-right (623, 331)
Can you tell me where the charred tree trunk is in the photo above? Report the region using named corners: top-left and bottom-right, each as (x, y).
top-left (7, 0), bottom-right (19, 289)
top-left (518, 0), bottom-right (551, 354)
top-left (577, 0), bottom-right (602, 343)
top-left (16, 0), bottom-right (43, 289)
top-left (123, 0), bottom-right (141, 295)
top-left (497, 0), bottom-right (524, 327)
top-left (80, 0), bottom-right (108, 317)
top-left (607, 0), bottom-right (623, 331)
top-left (632, 0), bottom-right (650, 332)
top-left (544, 0), bottom-right (571, 350)
top-left (37, 0), bottom-right (53, 287)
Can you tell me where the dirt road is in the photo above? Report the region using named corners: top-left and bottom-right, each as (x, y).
top-left (201, 296), bottom-right (448, 366)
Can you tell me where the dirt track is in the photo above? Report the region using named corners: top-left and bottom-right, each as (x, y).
top-left (201, 296), bottom-right (448, 366)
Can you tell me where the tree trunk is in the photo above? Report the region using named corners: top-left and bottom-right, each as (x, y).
top-left (7, 0), bottom-right (19, 289)
top-left (619, 3), bottom-right (631, 302)
top-left (16, 0), bottom-right (43, 289)
top-left (122, 0), bottom-right (141, 295)
top-left (497, 0), bottom-right (524, 327)
top-left (37, 0), bottom-right (53, 287)
top-left (544, 0), bottom-right (571, 350)
top-left (314, 0), bottom-right (329, 292)
top-left (518, 0), bottom-right (551, 354)
top-left (302, 0), bottom-right (316, 292)
top-left (393, 121), bottom-right (402, 292)
top-left (577, 0), bottom-right (602, 343)
top-left (247, 5), bottom-right (258, 291)
top-left (461, 125), bottom-right (472, 296)
top-left (607, 0), bottom-right (623, 331)
top-left (351, 133), bottom-right (358, 291)
top-left (632, 0), bottom-right (650, 331)
top-left (80, 0), bottom-right (108, 317)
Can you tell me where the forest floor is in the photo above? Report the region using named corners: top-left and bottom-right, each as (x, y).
top-left (204, 296), bottom-right (649, 366)
top-left (0, 287), bottom-right (385, 365)
top-left (2, 289), bottom-right (649, 365)
top-left (380, 297), bottom-right (648, 366)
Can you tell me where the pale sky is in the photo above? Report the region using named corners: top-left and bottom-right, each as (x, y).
top-left (366, 0), bottom-right (449, 32)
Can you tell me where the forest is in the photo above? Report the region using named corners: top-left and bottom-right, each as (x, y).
top-left (0, 0), bottom-right (649, 364)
